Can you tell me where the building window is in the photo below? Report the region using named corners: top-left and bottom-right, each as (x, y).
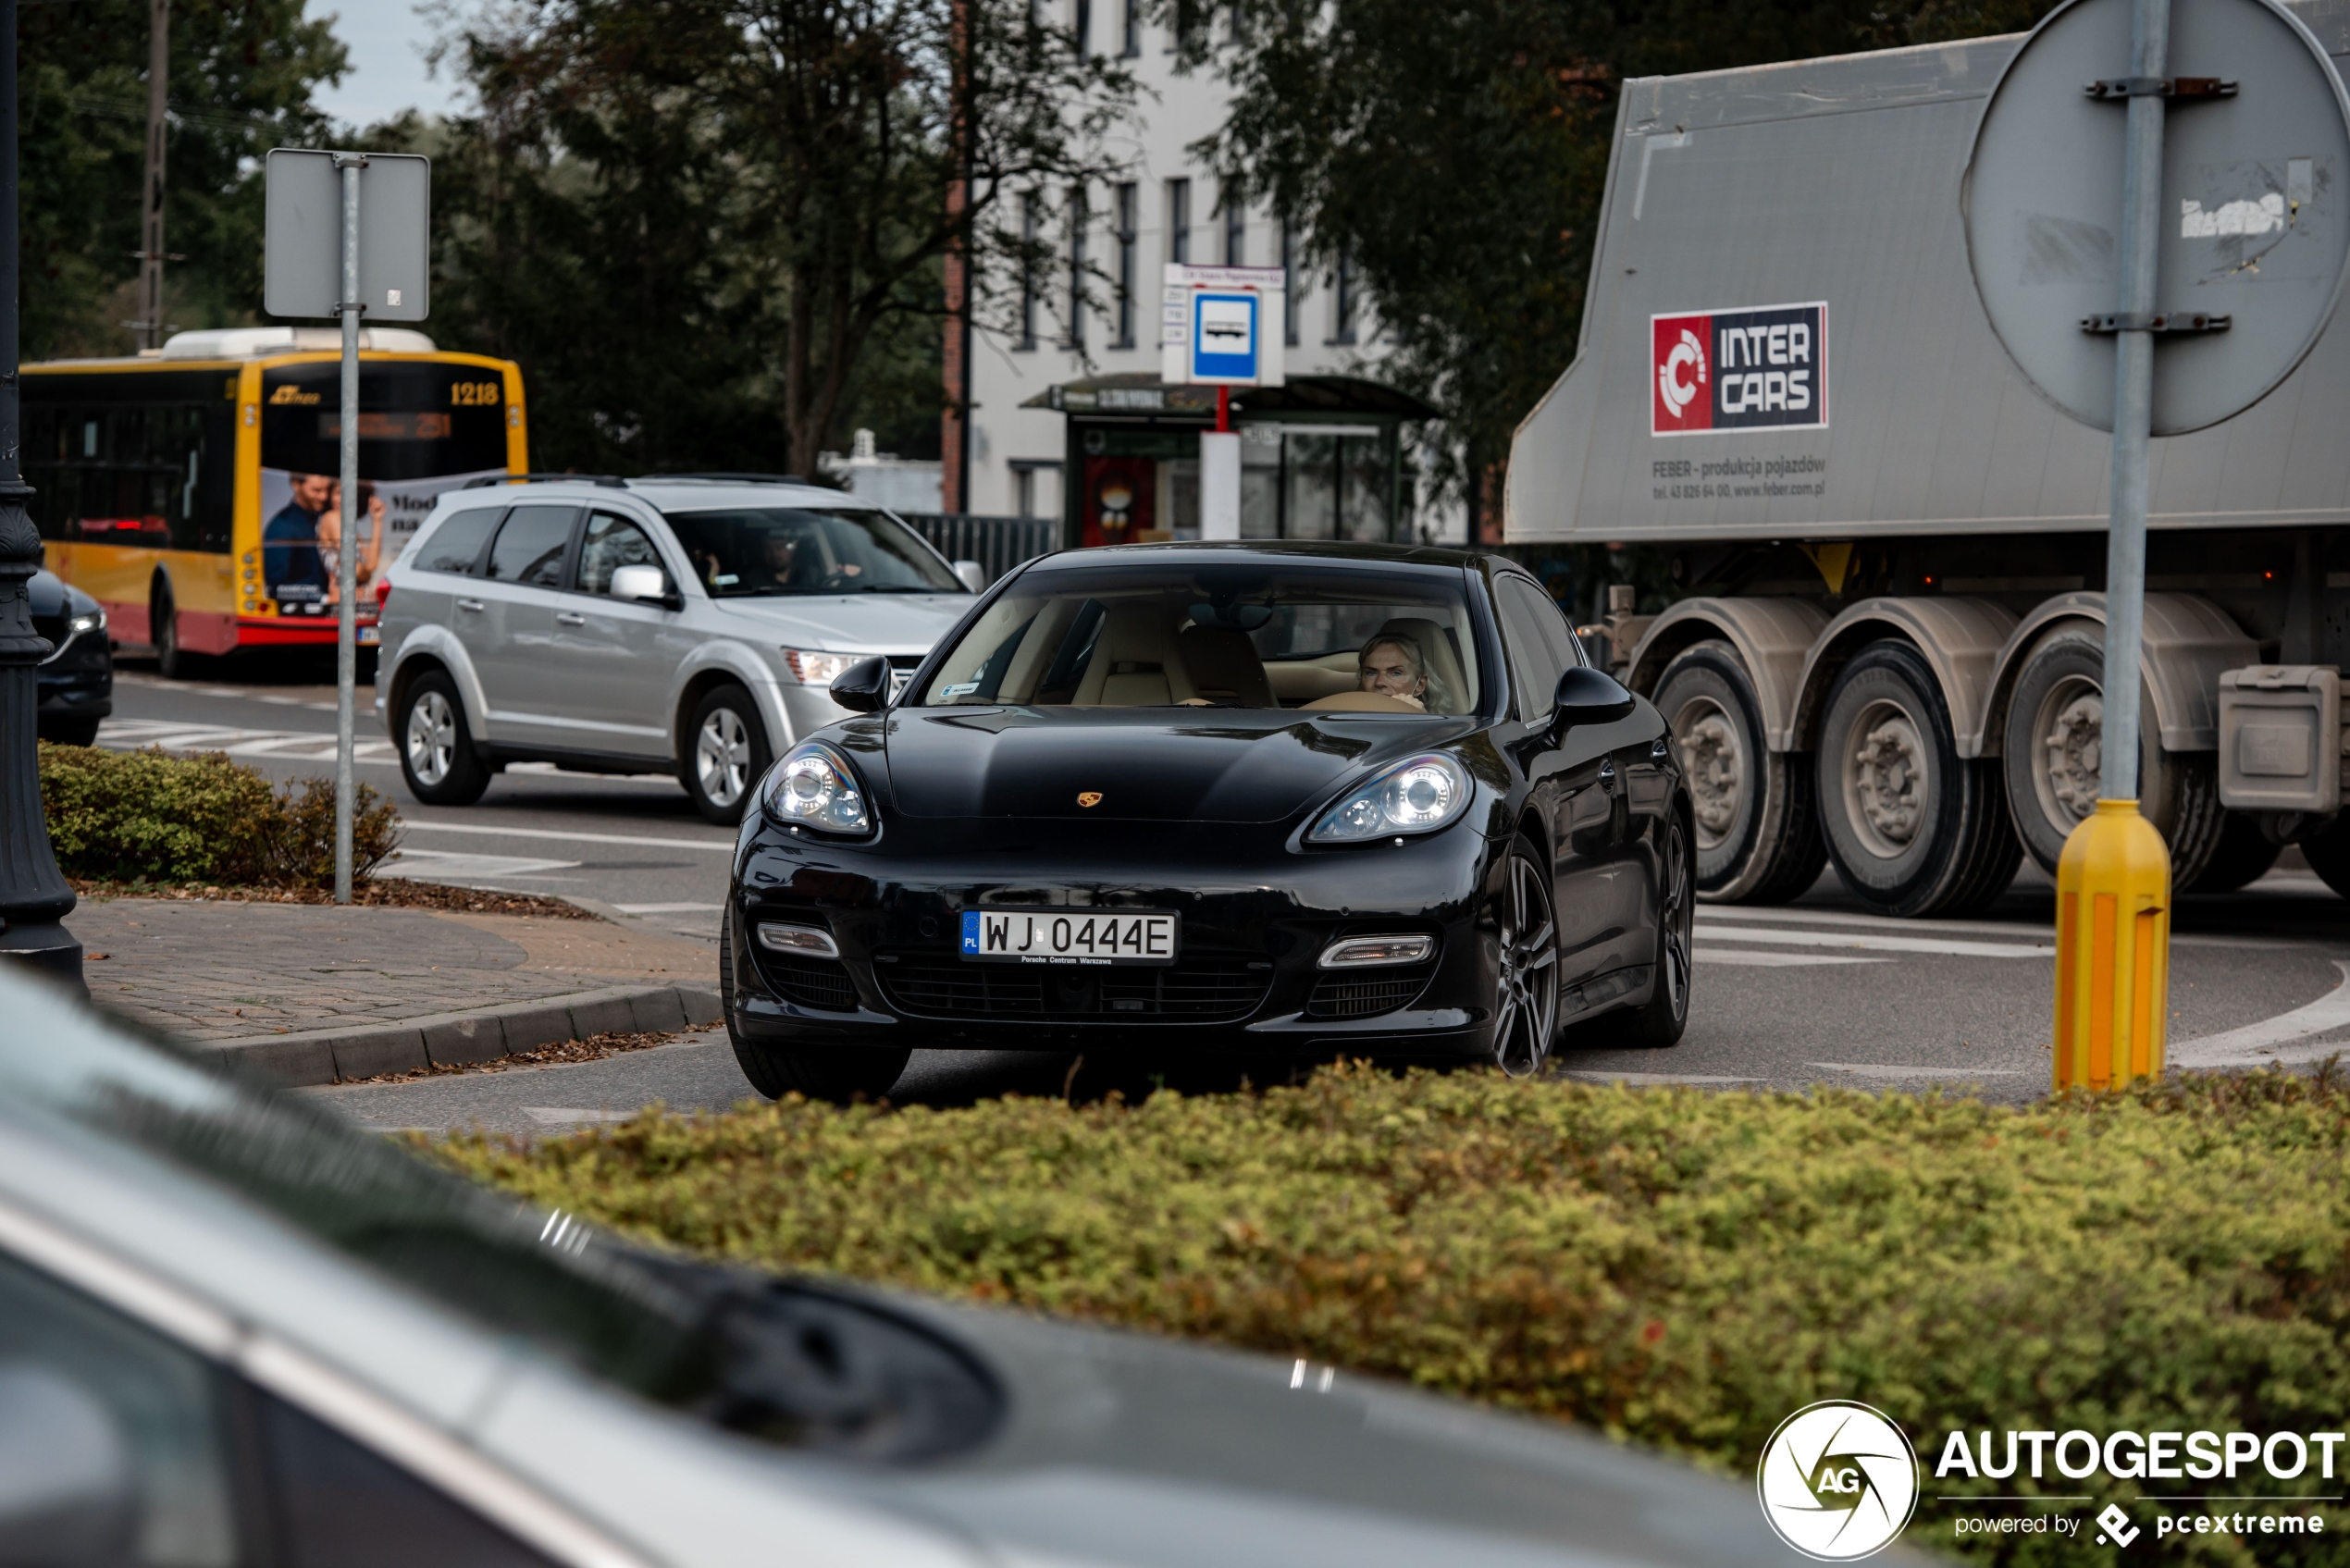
top-left (1166, 179), bottom-right (1191, 267)
top-left (1330, 245), bottom-right (1357, 346)
top-left (1114, 183), bottom-right (1137, 348)
top-left (1222, 190), bottom-right (1245, 265)
top-left (1066, 185), bottom-right (1087, 351)
top-left (1074, 0), bottom-right (1091, 55)
top-left (1120, 0), bottom-right (1141, 56)
top-left (1280, 217), bottom-right (1300, 346)
top-left (1018, 195), bottom-right (1039, 351)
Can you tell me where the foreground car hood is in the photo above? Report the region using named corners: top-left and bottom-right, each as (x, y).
top-left (709, 593), bottom-right (973, 655)
top-left (876, 1300), bottom-right (1861, 1568)
top-left (884, 707), bottom-right (1471, 824)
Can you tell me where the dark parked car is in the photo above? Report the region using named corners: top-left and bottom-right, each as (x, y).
top-left (722, 541), bottom-right (1696, 1099)
top-left (31, 568), bottom-right (111, 746)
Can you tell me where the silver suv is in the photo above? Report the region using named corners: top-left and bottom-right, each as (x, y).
top-left (376, 476), bottom-right (980, 822)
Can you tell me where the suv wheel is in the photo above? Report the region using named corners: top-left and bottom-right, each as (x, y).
top-left (398, 669), bottom-right (492, 806)
top-left (683, 685), bottom-right (772, 825)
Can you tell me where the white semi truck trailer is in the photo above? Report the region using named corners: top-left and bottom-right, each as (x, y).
top-left (1508, 0), bottom-right (2350, 916)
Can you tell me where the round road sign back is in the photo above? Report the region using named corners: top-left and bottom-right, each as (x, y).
top-left (1965, 0), bottom-right (2350, 434)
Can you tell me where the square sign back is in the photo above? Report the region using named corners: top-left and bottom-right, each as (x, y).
top-left (1651, 302), bottom-right (1828, 437)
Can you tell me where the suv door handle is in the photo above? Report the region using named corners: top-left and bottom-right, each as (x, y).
top-left (555, 611), bottom-right (586, 625)
top-left (456, 598), bottom-right (485, 612)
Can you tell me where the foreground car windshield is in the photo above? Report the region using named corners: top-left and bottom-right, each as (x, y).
top-left (663, 506), bottom-right (962, 596)
top-left (921, 561), bottom-right (1484, 714)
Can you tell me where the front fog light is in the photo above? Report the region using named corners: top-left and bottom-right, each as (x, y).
top-left (763, 741), bottom-right (872, 833)
top-left (1306, 754), bottom-right (1470, 844)
top-left (1318, 934), bottom-right (1437, 969)
top-left (757, 922), bottom-right (841, 958)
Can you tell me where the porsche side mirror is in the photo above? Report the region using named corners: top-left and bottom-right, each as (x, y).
top-left (1551, 665), bottom-right (1636, 732)
top-left (952, 560), bottom-right (988, 593)
top-left (610, 563), bottom-right (683, 610)
top-left (831, 655), bottom-right (892, 713)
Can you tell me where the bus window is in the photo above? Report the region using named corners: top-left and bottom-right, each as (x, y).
top-left (19, 386), bottom-right (232, 555)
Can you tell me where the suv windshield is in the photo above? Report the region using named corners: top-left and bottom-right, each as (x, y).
top-left (920, 560), bottom-right (1483, 715)
top-left (662, 506), bottom-right (962, 597)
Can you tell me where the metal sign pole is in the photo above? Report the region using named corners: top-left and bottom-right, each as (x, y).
top-left (334, 154), bottom-right (365, 905)
top-left (2099, 0), bottom-right (2171, 802)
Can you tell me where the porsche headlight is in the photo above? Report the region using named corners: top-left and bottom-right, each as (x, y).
top-left (781, 648), bottom-right (859, 686)
top-left (763, 741), bottom-right (872, 833)
top-left (1306, 754), bottom-right (1470, 844)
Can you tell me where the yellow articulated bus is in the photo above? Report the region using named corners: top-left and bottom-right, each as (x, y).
top-left (23, 327), bottom-right (526, 673)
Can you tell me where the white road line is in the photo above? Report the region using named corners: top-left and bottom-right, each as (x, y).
top-left (1695, 947), bottom-right (1891, 967)
top-left (1562, 1070), bottom-right (1767, 1086)
top-left (1808, 1062), bottom-right (2027, 1079)
top-left (98, 719), bottom-right (399, 765)
top-left (612, 902), bottom-right (726, 914)
top-left (378, 850), bottom-right (584, 878)
top-left (524, 1107), bottom-right (644, 1125)
top-left (1699, 924), bottom-right (2052, 958)
top-left (2171, 961), bottom-right (2350, 1067)
top-left (398, 821), bottom-right (735, 852)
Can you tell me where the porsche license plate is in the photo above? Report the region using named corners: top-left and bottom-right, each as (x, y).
top-left (960, 910), bottom-right (1179, 966)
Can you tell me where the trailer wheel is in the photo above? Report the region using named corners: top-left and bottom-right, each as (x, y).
top-left (1652, 640), bottom-right (1824, 902)
top-left (1999, 625), bottom-right (2222, 886)
top-left (2300, 816), bottom-right (2350, 900)
top-left (2186, 812), bottom-right (2282, 894)
top-left (1815, 639), bottom-right (2019, 917)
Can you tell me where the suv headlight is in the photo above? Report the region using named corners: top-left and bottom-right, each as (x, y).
top-left (763, 741), bottom-right (872, 833)
top-left (781, 648), bottom-right (859, 686)
top-left (1306, 754), bottom-right (1471, 844)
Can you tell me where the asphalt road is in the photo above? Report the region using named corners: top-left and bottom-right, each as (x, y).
top-left (97, 655), bottom-right (2350, 1129)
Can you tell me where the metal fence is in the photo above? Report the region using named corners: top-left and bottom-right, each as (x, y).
top-left (898, 513), bottom-right (1062, 585)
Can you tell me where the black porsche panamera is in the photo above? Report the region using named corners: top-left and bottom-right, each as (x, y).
top-left (720, 541), bottom-right (1696, 1098)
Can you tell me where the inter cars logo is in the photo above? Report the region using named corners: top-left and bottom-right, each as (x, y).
top-left (1651, 302), bottom-right (1829, 436)
top-left (1758, 1401), bottom-right (1920, 1560)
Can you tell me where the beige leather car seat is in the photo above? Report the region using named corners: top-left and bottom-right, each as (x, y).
top-left (1073, 603), bottom-right (1196, 706)
top-left (1179, 626), bottom-right (1275, 707)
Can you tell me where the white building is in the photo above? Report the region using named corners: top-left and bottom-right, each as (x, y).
top-left (957, 7), bottom-right (1453, 547)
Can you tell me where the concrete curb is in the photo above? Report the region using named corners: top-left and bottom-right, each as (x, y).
top-left (193, 982), bottom-right (725, 1088)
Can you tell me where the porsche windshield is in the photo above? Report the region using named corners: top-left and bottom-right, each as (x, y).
top-left (662, 506), bottom-right (963, 596)
top-left (921, 561), bottom-right (1483, 715)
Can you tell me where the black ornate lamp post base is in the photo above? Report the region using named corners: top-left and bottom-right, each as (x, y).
top-left (0, 925), bottom-right (84, 994)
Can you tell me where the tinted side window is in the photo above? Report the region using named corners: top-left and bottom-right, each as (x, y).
top-left (1514, 577), bottom-right (1586, 673)
top-left (483, 505), bottom-right (577, 587)
top-left (575, 512), bottom-right (662, 595)
top-left (1495, 578), bottom-right (1567, 722)
top-left (414, 508), bottom-right (501, 575)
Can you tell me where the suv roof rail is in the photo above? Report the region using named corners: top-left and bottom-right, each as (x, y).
top-left (643, 472), bottom-right (811, 485)
top-left (462, 472), bottom-right (628, 489)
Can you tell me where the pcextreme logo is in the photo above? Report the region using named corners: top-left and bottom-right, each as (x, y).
top-left (1757, 1401), bottom-right (1921, 1561)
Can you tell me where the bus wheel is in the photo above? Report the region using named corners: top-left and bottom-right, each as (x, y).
top-left (1999, 625), bottom-right (2223, 886)
top-left (1815, 638), bottom-right (2019, 918)
top-left (1651, 639), bottom-right (1824, 902)
top-left (150, 576), bottom-right (192, 681)
top-left (397, 670), bottom-right (491, 807)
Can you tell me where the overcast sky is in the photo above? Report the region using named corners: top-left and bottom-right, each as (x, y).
top-left (311, 4), bottom-right (473, 130)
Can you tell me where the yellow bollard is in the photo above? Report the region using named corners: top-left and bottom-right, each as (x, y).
top-left (2052, 798), bottom-right (2171, 1092)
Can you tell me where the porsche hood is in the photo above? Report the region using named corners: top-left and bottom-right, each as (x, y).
top-left (881, 708), bottom-right (1471, 825)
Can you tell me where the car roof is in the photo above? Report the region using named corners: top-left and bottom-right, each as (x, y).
top-left (440, 477), bottom-right (890, 515)
top-left (1020, 538), bottom-right (1507, 574)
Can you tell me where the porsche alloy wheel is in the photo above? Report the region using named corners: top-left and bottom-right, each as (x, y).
top-left (1655, 816), bottom-right (1692, 1027)
top-left (1491, 837), bottom-right (1560, 1078)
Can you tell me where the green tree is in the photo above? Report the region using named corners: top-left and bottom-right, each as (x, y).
top-left (1182, 0), bottom-right (2059, 525)
top-left (19, 0), bottom-right (345, 360)
top-left (423, 0), bottom-right (1134, 475)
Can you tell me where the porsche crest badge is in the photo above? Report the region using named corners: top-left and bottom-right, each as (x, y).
top-left (1077, 792), bottom-right (1105, 808)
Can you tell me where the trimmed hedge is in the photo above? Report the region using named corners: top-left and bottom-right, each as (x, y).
top-left (39, 743), bottom-right (399, 886)
top-left (443, 1065), bottom-right (2350, 1563)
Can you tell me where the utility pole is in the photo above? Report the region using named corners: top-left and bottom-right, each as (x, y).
top-left (135, 1), bottom-right (169, 351)
top-left (0, 0), bottom-right (88, 993)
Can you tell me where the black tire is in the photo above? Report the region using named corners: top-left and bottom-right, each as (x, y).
top-left (2186, 811), bottom-right (2282, 894)
top-left (395, 668), bottom-right (492, 807)
top-left (1999, 625), bottom-right (2223, 886)
top-left (721, 907), bottom-right (909, 1100)
top-left (151, 574), bottom-right (193, 680)
top-left (683, 685), bottom-right (773, 826)
top-left (2300, 815), bottom-right (2350, 900)
top-left (1652, 640), bottom-right (1825, 903)
top-left (1487, 833), bottom-right (1562, 1078)
top-left (1598, 807), bottom-right (1694, 1048)
top-left (36, 716), bottom-right (101, 747)
top-left (1815, 639), bottom-right (2021, 918)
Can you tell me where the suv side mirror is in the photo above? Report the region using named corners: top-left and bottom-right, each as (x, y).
top-left (1552, 665), bottom-right (1636, 731)
top-left (830, 655), bottom-right (892, 713)
top-left (952, 560), bottom-right (988, 593)
top-left (610, 563), bottom-right (682, 609)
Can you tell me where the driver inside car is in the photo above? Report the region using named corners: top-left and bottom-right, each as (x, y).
top-left (1356, 634), bottom-right (1430, 712)
top-left (759, 526), bottom-right (862, 591)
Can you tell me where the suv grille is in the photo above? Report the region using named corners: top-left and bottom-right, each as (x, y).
top-left (760, 953), bottom-right (860, 1011)
top-left (877, 956), bottom-right (1270, 1022)
top-left (1305, 967), bottom-right (1433, 1020)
